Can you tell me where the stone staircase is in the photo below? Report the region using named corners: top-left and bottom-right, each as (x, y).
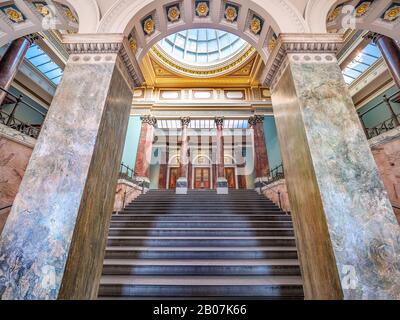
top-left (98, 189), bottom-right (304, 299)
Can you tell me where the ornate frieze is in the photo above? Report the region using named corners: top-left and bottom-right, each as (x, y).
top-left (263, 34), bottom-right (343, 89)
top-left (62, 34), bottom-right (144, 88)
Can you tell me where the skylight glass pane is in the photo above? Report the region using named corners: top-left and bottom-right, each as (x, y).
top-left (157, 28), bottom-right (247, 65)
top-left (341, 42), bottom-right (381, 85)
top-left (25, 44), bottom-right (63, 86)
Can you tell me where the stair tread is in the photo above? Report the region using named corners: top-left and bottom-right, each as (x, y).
top-left (105, 246), bottom-right (298, 251)
top-left (100, 275), bottom-right (303, 286)
top-left (108, 236), bottom-right (295, 239)
top-left (103, 259), bottom-right (300, 266)
top-left (109, 228), bottom-right (293, 231)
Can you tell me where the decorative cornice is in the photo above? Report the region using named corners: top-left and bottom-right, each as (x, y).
top-left (62, 34), bottom-right (144, 88)
top-left (263, 33), bottom-right (344, 88)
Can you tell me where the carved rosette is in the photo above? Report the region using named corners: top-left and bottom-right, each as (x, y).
top-left (215, 116), bottom-right (224, 127)
top-left (141, 115), bottom-right (157, 126)
top-left (180, 117), bottom-right (191, 127)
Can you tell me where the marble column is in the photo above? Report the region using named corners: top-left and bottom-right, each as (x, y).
top-left (134, 115), bottom-right (157, 190)
top-left (249, 115), bottom-right (270, 191)
top-left (215, 117), bottom-right (228, 194)
top-left (371, 33), bottom-right (400, 89)
top-left (176, 117), bottom-right (190, 194)
top-left (0, 36), bottom-right (34, 105)
top-left (266, 34), bottom-right (400, 300)
top-left (0, 34), bottom-right (143, 300)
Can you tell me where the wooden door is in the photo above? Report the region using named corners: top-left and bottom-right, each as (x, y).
top-left (169, 168), bottom-right (178, 189)
top-left (225, 167), bottom-right (236, 189)
top-left (194, 168), bottom-right (211, 189)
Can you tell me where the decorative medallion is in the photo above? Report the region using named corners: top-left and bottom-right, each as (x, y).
top-left (142, 15), bottom-right (155, 36)
top-left (1, 5), bottom-right (25, 23)
top-left (61, 4), bottom-right (77, 22)
top-left (250, 15), bottom-right (263, 35)
top-left (268, 34), bottom-right (277, 53)
top-left (224, 4), bottom-right (239, 23)
top-left (129, 34), bottom-right (137, 54)
top-left (195, 1), bottom-right (209, 17)
top-left (327, 5), bottom-right (342, 22)
top-left (382, 4), bottom-right (400, 22)
top-left (167, 5), bottom-right (180, 22)
top-left (355, 1), bottom-right (372, 17)
top-left (33, 1), bottom-right (50, 17)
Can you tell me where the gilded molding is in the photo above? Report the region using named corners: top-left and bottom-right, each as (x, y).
top-left (263, 33), bottom-right (343, 88)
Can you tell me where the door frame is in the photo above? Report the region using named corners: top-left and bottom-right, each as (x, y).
top-left (166, 165), bottom-right (179, 189)
top-left (193, 167), bottom-right (212, 190)
top-left (224, 165), bottom-right (239, 189)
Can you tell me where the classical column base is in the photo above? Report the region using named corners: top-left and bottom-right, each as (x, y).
top-left (176, 177), bottom-right (188, 195)
top-left (216, 178), bottom-right (228, 195)
top-left (133, 176), bottom-right (150, 193)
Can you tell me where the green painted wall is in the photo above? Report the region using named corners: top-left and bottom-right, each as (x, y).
top-left (358, 86), bottom-right (400, 129)
top-left (121, 116), bottom-right (141, 170)
top-left (1, 86), bottom-right (47, 125)
top-left (263, 116), bottom-right (282, 170)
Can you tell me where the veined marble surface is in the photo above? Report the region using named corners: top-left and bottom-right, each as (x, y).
top-left (0, 54), bottom-right (132, 299)
top-left (289, 55), bottom-right (400, 299)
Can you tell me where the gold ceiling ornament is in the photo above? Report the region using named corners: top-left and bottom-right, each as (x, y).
top-left (383, 5), bottom-right (400, 21)
top-left (151, 46), bottom-right (255, 77)
top-left (143, 17), bottom-right (155, 35)
top-left (355, 1), bottom-right (371, 17)
top-left (4, 7), bottom-right (24, 23)
top-left (268, 36), bottom-right (277, 53)
top-left (224, 5), bottom-right (238, 22)
top-left (196, 1), bottom-right (209, 17)
top-left (327, 6), bottom-right (342, 22)
top-left (62, 5), bottom-right (77, 22)
top-left (130, 38), bottom-right (137, 53)
top-left (250, 16), bottom-right (262, 35)
top-left (167, 6), bottom-right (180, 22)
top-left (34, 2), bottom-right (50, 17)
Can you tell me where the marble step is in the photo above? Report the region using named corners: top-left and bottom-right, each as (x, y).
top-left (111, 214), bottom-right (292, 221)
top-left (102, 259), bottom-right (301, 276)
top-left (104, 246), bottom-right (299, 260)
top-left (109, 221), bottom-right (294, 228)
top-left (98, 275), bottom-right (304, 298)
top-left (107, 236), bottom-right (296, 247)
top-left (107, 228), bottom-right (295, 237)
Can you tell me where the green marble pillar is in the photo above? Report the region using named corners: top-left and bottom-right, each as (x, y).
top-left (0, 35), bottom-right (142, 300)
top-left (267, 34), bottom-right (400, 300)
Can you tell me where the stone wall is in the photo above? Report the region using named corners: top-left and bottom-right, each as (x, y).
top-left (370, 127), bottom-right (400, 223)
top-left (262, 179), bottom-right (290, 212)
top-left (0, 124), bottom-right (35, 233)
top-left (114, 179), bottom-right (143, 212)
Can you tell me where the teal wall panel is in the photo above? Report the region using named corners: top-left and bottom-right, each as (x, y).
top-left (358, 86), bottom-right (400, 129)
top-left (263, 116), bottom-right (282, 170)
top-left (121, 116), bottom-right (141, 170)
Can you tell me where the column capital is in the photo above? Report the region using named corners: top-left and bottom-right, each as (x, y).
top-left (24, 33), bottom-right (39, 45)
top-left (214, 116), bottom-right (224, 127)
top-left (180, 116), bottom-right (191, 127)
top-left (263, 33), bottom-right (343, 89)
top-left (141, 115), bottom-right (157, 126)
top-left (248, 115), bottom-right (263, 126)
top-left (366, 32), bottom-right (383, 44)
top-left (62, 34), bottom-right (144, 89)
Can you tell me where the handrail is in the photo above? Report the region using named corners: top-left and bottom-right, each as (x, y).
top-left (0, 87), bottom-right (46, 117)
top-left (358, 90), bottom-right (400, 118)
top-left (0, 204), bottom-right (12, 212)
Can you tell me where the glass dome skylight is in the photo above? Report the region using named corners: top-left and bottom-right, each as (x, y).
top-left (158, 28), bottom-right (247, 66)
